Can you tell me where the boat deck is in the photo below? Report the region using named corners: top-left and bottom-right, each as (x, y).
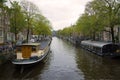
top-left (40, 40), bottom-right (50, 50)
top-left (16, 40), bottom-right (50, 60)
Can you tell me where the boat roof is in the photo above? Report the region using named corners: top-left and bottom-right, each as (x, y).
top-left (81, 40), bottom-right (113, 48)
top-left (22, 43), bottom-right (40, 46)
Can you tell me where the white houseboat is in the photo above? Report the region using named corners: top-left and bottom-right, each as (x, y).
top-left (12, 41), bottom-right (50, 65)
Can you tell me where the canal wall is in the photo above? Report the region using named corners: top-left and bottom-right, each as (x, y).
top-left (57, 36), bottom-right (82, 46)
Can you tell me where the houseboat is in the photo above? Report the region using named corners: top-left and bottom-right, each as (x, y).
top-left (12, 40), bottom-right (50, 65)
top-left (81, 40), bottom-right (120, 57)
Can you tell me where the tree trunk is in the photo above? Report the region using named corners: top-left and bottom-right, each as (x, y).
top-left (92, 32), bottom-right (95, 40)
top-left (27, 27), bottom-right (29, 43)
top-left (118, 27), bottom-right (120, 43)
top-left (26, 18), bottom-right (30, 43)
top-left (110, 26), bottom-right (115, 43)
top-left (15, 33), bottom-right (17, 41)
top-left (14, 12), bottom-right (17, 42)
top-left (3, 10), bottom-right (7, 43)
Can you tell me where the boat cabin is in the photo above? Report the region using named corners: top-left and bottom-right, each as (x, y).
top-left (81, 40), bottom-right (120, 56)
top-left (16, 43), bottom-right (40, 59)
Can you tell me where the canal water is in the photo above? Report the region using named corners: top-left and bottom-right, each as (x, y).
top-left (0, 37), bottom-right (120, 80)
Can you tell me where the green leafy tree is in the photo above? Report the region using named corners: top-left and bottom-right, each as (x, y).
top-left (76, 0), bottom-right (120, 42)
top-left (20, 0), bottom-right (40, 42)
top-left (103, 0), bottom-right (120, 43)
top-left (9, 1), bottom-right (25, 41)
top-left (33, 14), bottom-right (52, 37)
top-left (0, 0), bottom-right (8, 42)
top-left (85, 0), bottom-right (120, 42)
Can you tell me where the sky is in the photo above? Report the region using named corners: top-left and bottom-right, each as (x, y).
top-left (13, 0), bottom-right (92, 30)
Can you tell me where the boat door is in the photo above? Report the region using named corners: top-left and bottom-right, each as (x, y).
top-left (22, 45), bottom-right (32, 58)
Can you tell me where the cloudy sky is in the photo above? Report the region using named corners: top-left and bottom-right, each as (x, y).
top-left (13, 0), bottom-right (92, 30)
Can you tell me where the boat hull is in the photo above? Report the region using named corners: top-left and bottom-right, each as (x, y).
top-left (12, 46), bottom-right (50, 65)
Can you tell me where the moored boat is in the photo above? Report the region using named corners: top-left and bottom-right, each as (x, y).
top-left (81, 40), bottom-right (120, 57)
top-left (12, 40), bottom-right (50, 65)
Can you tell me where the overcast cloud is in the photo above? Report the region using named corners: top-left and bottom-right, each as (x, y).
top-left (22, 0), bottom-right (92, 30)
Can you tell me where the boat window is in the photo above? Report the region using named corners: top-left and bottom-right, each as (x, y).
top-left (103, 45), bottom-right (119, 53)
top-left (32, 46), bottom-right (36, 51)
top-left (16, 46), bottom-right (21, 52)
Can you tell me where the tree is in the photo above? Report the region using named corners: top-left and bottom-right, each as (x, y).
top-left (86, 0), bottom-right (120, 42)
top-left (33, 14), bottom-right (52, 36)
top-left (9, 1), bottom-right (25, 41)
top-left (20, 0), bottom-right (40, 42)
top-left (0, 0), bottom-right (9, 42)
top-left (57, 25), bottom-right (76, 39)
top-left (76, 0), bottom-right (120, 42)
top-left (103, 0), bottom-right (120, 43)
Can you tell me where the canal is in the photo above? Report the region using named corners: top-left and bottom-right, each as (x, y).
top-left (0, 37), bottom-right (120, 79)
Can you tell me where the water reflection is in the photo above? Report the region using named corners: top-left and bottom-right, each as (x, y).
top-left (76, 47), bottom-right (120, 79)
top-left (40, 37), bottom-right (84, 80)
